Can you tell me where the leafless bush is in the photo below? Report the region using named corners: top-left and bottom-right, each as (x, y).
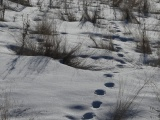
top-left (110, 0), bottom-right (141, 23)
top-left (63, 57), bottom-right (94, 70)
top-left (13, 18), bottom-right (93, 69)
top-left (15, 19), bottom-right (61, 57)
top-left (48, 0), bottom-right (61, 9)
top-left (16, 32), bottom-right (67, 59)
top-left (62, 44), bottom-right (81, 64)
top-left (61, 44), bottom-right (94, 70)
top-left (0, 5), bottom-right (6, 21)
top-left (136, 25), bottom-right (152, 55)
top-left (0, 0), bottom-right (3, 5)
top-left (111, 0), bottom-right (123, 7)
top-left (49, 0), bottom-right (53, 8)
top-left (90, 36), bottom-right (115, 51)
top-left (34, 20), bottom-right (54, 35)
top-left (80, 1), bottom-right (101, 26)
top-left (0, 93), bottom-right (11, 120)
top-left (136, 37), bottom-right (152, 54)
top-left (106, 79), bottom-right (150, 120)
top-left (127, 0), bottom-right (143, 8)
top-left (15, 16), bottom-right (30, 55)
top-left (9, 0), bottom-right (31, 6)
top-left (139, 0), bottom-right (150, 16)
top-left (150, 77), bottom-right (160, 119)
top-left (157, 43), bottom-right (160, 65)
top-left (121, 7), bottom-right (139, 24)
top-left (149, 42), bottom-right (160, 67)
top-left (40, 35), bottom-right (67, 59)
top-left (16, 33), bottom-right (93, 69)
top-left (59, 10), bottom-right (77, 22)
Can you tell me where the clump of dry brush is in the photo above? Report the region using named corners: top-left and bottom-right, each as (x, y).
top-left (13, 18), bottom-right (94, 70)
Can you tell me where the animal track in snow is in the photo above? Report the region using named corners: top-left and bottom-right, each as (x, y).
top-left (94, 89), bottom-right (106, 95)
top-left (82, 112), bottom-right (96, 120)
top-left (104, 74), bottom-right (113, 77)
top-left (117, 53), bottom-right (124, 57)
top-left (116, 64), bottom-right (124, 68)
top-left (92, 101), bottom-right (102, 108)
top-left (65, 115), bottom-right (77, 120)
top-left (104, 82), bottom-right (115, 88)
top-left (68, 105), bottom-right (88, 111)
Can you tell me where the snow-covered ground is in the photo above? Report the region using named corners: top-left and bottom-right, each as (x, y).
top-left (0, 0), bottom-right (160, 120)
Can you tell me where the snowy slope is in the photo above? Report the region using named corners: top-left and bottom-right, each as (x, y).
top-left (0, 0), bottom-right (160, 120)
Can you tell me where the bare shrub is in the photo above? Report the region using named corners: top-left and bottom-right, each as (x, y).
top-left (49, 0), bottom-right (53, 9)
top-left (112, 0), bottom-right (123, 7)
top-left (14, 19), bottom-right (93, 69)
top-left (0, 5), bottom-right (6, 21)
top-left (15, 19), bottom-right (55, 56)
top-left (48, 0), bottom-right (61, 9)
top-left (136, 25), bottom-right (152, 55)
top-left (40, 35), bottom-right (67, 59)
top-left (16, 33), bottom-right (67, 59)
top-left (0, 93), bottom-right (11, 120)
top-left (157, 43), bottom-right (160, 65)
top-left (34, 20), bottom-right (54, 35)
top-left (15, 16), bottom-right (30, 55)
top-left (90, 36), bottom-right (115, 51)
top-left (80, 1), bottom-right (101, 26)
top-left (149, 42), bottom-right (160, 67)
top-left (139, 0), bottom-right (150, 16)
top-left (121, 7), bottom-right (139, 24)
top-left (136, 36), bottom-right (152, 54)
top-left (111, 0), bottom-right (140, 23)
top-left (59, 0), bottom-right (77, 22)
top-left (9, 0), bottom-right (31, 6)
top-left (59, 10), bottom-right (77, 22)
top-left (150, 77), bottom-right (160, 119)
top-left (106, 79), bottom-right (150, 120)
top-left (63, 57), bottom-right (94, 70)
top-left (127, 0), bottom-right (143, 8)
top-left (17, 34), bottom-right (93, 69)
top-left (61, 44), bottom-right (94, 70)
top-left (62, 44), bottom-right (81, 64)
top-left (0, 0), bottom-right (3, 5)
top-left (108, 39), bottom-right (115, 51)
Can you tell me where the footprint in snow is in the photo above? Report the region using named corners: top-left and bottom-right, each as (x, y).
top-left (65, 115), bottom-right (77, 120)
top-left (116, 64), bottom-right (124, 68)
top-left (82, 112), bottom-right (96, 120)
top-left (104, 82), bottom-right (115, 88)
top-left (115, 46), bottom-right (122, 51)
top-left (94, 89), bottom-right (106, 95)
top-left (116, 30), bottom-right (121, 32)
top-left (115, 59), bottom-right (126, 64)
top-left (113, 71), bottom-right (119, 73)
top-left (104, 74), bottom-right (113, 78)
top-left (68, 105), bottom-right (88, 111)
top-left (92, 101), bottom-right (102, 108)
top-left (117, 53), bottom-right (124, 57)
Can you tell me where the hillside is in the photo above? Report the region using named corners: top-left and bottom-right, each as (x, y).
top-left (0, 0), bottom-right (160, 120)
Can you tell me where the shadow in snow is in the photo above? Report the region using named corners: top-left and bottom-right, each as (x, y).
top-left (1, 56), bottom-right (50, 79)
top-left (9, 107), bottom-right (47, 118)
top-left (1, 56), bottom-right (20, 80)
top-left (82, 112), bottom-right (96, 120)
top-left (104, 74), bottom-right (113, 77)
top-left (80, 32), bottom-right (134, 42)
top-left (94, 89), bottom-right (106, 95)
top-left (92, 101), bottom-right (102, 108)
top-left (65, 115), bottom-right (78, 120)
top-left (91, 56), bottom-right (114, 60)
top-left (104, 82), bottom-right (115, 88)
top-left (68, 105), bottom-right (88, 111)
